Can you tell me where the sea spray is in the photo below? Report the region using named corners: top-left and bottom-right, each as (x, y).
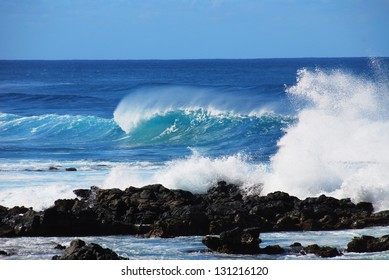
top-left (0, 184), bottom-right (77, 210)
top-left (0, 162), bottom-right (109, 210)
top-left (109, 66), bottom-right (389, 211)
top-left (264, 68), bottom-right (389, 210)
top-left (108, 66), bottom-right (389, 211)
top-left (103, 151), bottom-right (266, 193)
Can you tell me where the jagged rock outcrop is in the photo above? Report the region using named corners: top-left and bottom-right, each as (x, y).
top-left (52, 239), bottom-right (128, 260)
top-left (201, 227), bottom-right (340, 258)
top-left (202, 227), bottom-right (261, 254)
top-left (301, 244), bottom-right (342, 258)
top-left (347, 235), bottom-right (389, 253)
top-left (1, 181), bottom-right (389, 237)
top-left (0, 250), bottom-right (9, 256)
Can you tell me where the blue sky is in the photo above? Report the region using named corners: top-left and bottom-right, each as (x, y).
top-left (0, 0), bottom-right (388, 59)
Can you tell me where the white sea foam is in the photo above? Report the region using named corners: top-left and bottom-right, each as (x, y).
top-left (0, 159), bottom-right (115, 172)
top-left (0, 184), bottom-right (77, 210)
top-left (2, 226), bottom-right (389, 259)
top-left (103, 150), bottom-right (265, 194)
top-left (0, 168), bottom-right (108, 210)
top-left (264, 67), bottom-right (389, 211)
top-left (0, 160), bottom-right (114, 210)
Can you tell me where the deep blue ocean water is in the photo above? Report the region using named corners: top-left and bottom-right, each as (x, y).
top-left (1, 58), bottom-right (389, 259)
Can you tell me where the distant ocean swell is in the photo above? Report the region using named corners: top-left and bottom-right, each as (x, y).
top-left (0, 113), bottom-right (121, 144)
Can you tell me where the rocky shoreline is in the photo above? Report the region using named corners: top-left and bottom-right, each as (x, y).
top-left (202, 226), bottom-right (389, 258)
top-left (202, 226), bottom-right (344, 257)
top-left (1, 181), bottom-right (389, 259)
top-left (1, 181), bottom-right (389, 238)
top-left (48, 232), bottom-right (388, 260)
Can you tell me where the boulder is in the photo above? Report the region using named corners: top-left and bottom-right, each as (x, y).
top-left (54, 244), bottom-right (66, 250)
top-left (0, 250), bottom-right (9, 256)
top-left (52, 239), bottom-right (128, 260)
top-left (65, 167), bottom-right (77, 171)
top-left (274, 215), bottom-right (300, 231)
top-left (0, 206), bottom-right (41, 237)
top-left (202, 227), bottom-right (261, 254)
top-left (302, 244), bottom-right (342, 258)
top-left (288, 242), bottom-right (304, 254)
top-left (73, 189), bottom-right (93, 199)
top-left (347, 235), bottom-right (389, 253)
top-left (259, 245), bottom-right (285, 255)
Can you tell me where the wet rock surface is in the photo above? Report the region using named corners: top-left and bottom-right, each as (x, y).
top-left (52, 239), bottom-right (128, 260)
top-left (202, 227), bottom-right (341, 258)
top-left (347, 235), bottom-right (389, 253)
top-left (301, 244), bottom-right (342, 258)
top-left (1, 181), bottom-right (389, 238)
top-left (0, 249), bottom-right (9, 256)
top-left (202, 227), bottom-right (261, 254)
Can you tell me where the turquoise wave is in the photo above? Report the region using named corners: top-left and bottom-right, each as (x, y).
top-left (0, 111), bottom-right (294, 148)
top-left (0, 113), bottom-right (122, 144)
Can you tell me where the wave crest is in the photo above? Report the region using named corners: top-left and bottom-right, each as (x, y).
top-left (113, 85), bottom-right (279, 133)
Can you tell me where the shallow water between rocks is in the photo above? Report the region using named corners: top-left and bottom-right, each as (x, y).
top-left (1, 226), bottom-right (388, 260)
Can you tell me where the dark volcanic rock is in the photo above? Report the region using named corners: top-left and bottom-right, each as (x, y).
top-left (0, 206), bottom-right (41, 237)
top-left (54, 244), bottom-right (66, 250)
top-left (302, 244), bottom-right (342, 258)
top-left (288, 242), bottom-right (304, 254)
top-left (65, 167), bottom-right (77, 171)
top-left (290, 242), bottom-right (302, 247)
top-left (1, 181), bottom-right (388, 238)
top-left (296, 195), bottom-right (374, 231)
top-left (73, 189), bottom-right (92, 199)
top-left (148, 205), bottom-right (209, 237)
top-left (0, 250), bottom-right (8, 256)
top-left (352, 211), bottom-right (389, 229)
top-left (259, 245), bottom-right (285, 255)
top-left (202, 227), bottom-right (261, 254)
top-left (202, 228), bottom-right (342, 257)
top-left (52, 239), bottom-right (128, 260)
top-left (347, 235), bottom-right (389, 253)
top-left (202, 227), bottom-right (283, 255)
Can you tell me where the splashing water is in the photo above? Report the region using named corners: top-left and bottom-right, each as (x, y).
top-left (264, 67), bottom-right (389, 211)
top-left (103, 150), bottom-right (265, 194)
top-left (109, 65), bottom-right (389, 211)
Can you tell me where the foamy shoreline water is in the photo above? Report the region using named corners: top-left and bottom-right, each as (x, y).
top-left (1, 226), bottom-right (389, 260)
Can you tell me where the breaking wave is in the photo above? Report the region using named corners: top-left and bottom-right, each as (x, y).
top-left (264, 66), bottom-right (389, 211)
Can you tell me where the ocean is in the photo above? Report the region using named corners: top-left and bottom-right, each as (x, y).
top-left (1, 58), bottom-right (389, 259)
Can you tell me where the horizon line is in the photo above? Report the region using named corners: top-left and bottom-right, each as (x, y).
top-left (0, 56), bottom-right (387, 61)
